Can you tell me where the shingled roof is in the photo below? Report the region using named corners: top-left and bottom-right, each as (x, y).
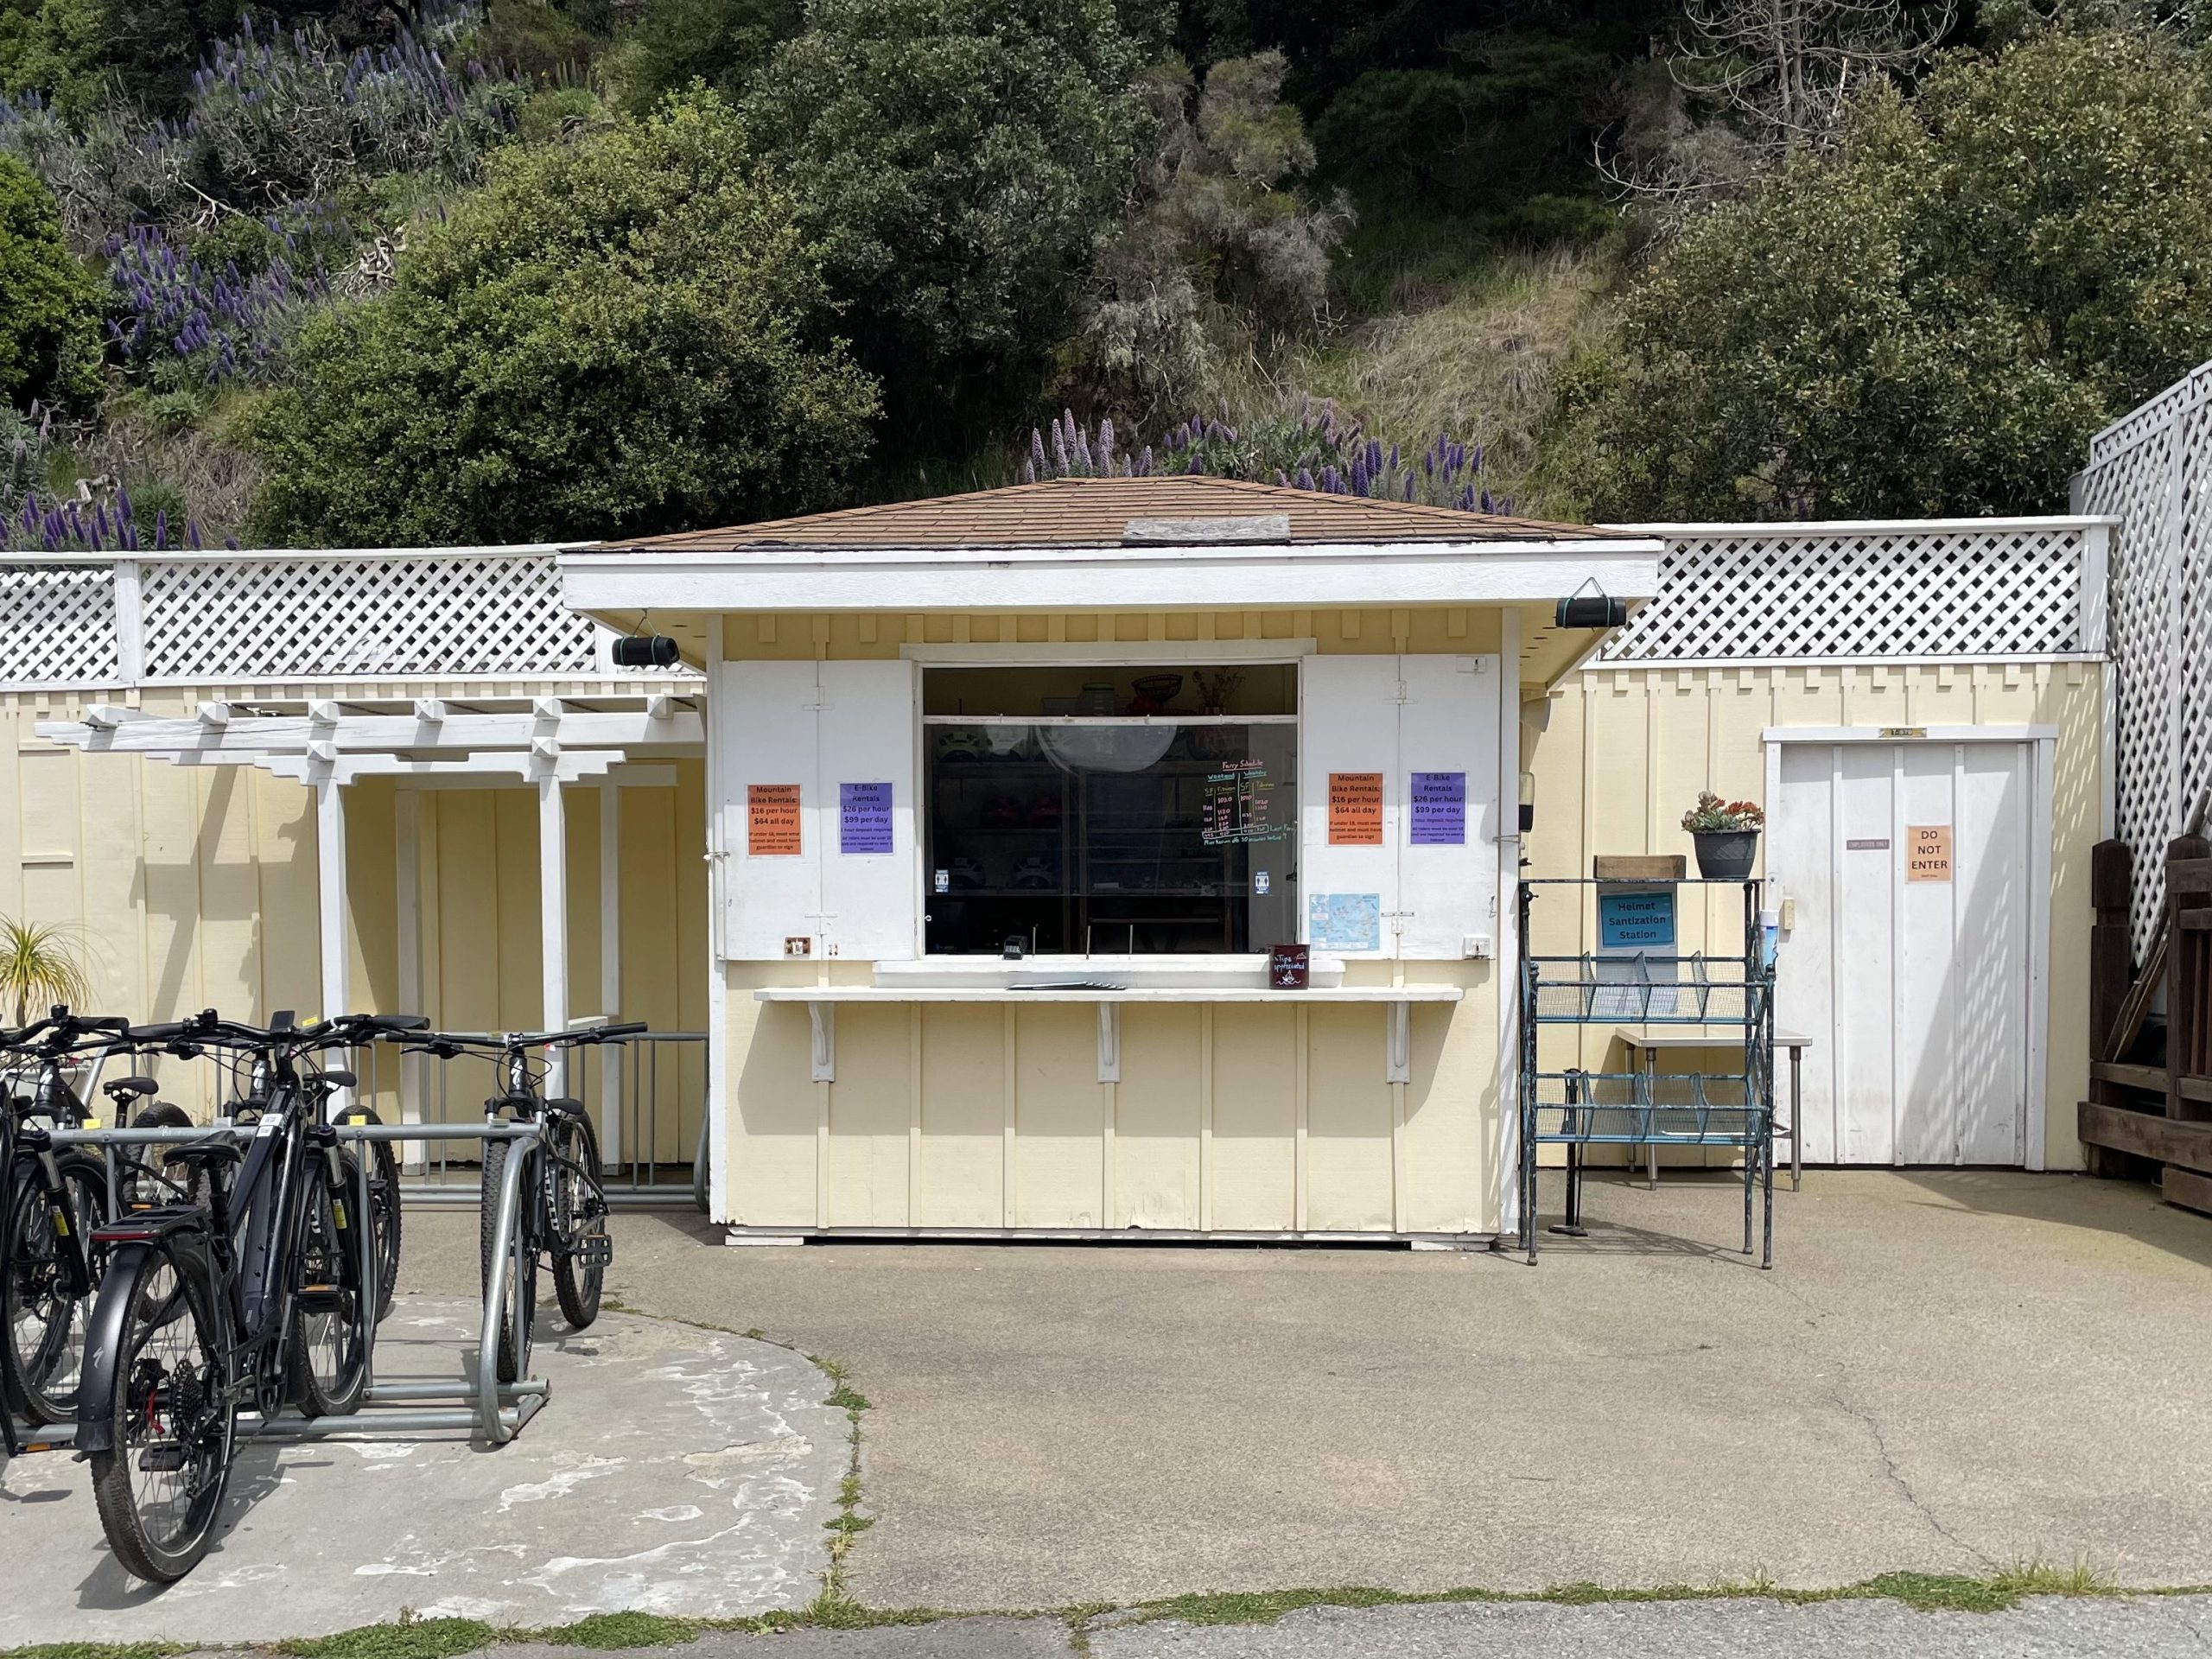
top-left (601, 476), bottom-right (1623, 552)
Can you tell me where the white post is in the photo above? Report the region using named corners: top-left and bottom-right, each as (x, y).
top-left (395, 788), bottom-right (423, 1166)
top-left (599, 779), bottom-right (622, 1167)
top-left (704, 615), bottom-right (729, 1227)
top-left (1495, 606), bottom-right (1522, 1242)
top-left (540, 776), bottom-right (569, 1094)
top-left (111, 557), bottom-right (144, 686)
top-left (316, 776), bottom-right (350, 1022)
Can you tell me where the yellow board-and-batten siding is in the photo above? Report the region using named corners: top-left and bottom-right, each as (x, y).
top-left (715, 606), bottom-right (1514, 1236)
top-left (1522, 658), bottom-right (2102, 1171)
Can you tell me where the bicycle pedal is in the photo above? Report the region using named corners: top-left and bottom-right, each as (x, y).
top-left (295, 1284), bottom-right (346, 1313)
top-left (572, 1236), bottom-right (613, 1268)
top-left (137, 1443), bottom-right (188, 1472)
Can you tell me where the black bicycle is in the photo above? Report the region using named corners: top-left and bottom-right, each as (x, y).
top-left (407, 1025), bottom-right (631, 1383)
top-left (74, 1008), bottom-right (423, 1581)
top-left (0, 1010), bottom-right (162, 1434)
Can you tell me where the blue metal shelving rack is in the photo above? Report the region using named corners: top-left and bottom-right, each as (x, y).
top-left (1516, 878), bottom-right (1776, 1267)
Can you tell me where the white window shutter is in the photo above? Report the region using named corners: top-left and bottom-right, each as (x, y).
top-left (718, 660), bottom-right (823, 960)
top-left (1299, 654), bottom-right (1402, 957)
top-left (1395, 654), bottom-right (1501, 959)
top-left (817, 658), bottom-right (920, 961)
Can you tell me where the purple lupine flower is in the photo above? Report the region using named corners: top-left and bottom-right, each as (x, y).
top-left (1402, 473), bottom-right (1414, 501)
top-left (1097, 417), bottom-right (1115, 471)
top-left (153, 509), bottom-right (168, 550)
top-left (1030, 428), bottom-right (1047, 477)
top-left (1020, 455), bottom-right (1035, 484)
top-left (1294, 467), bottom-right (1316, 492)
top-left (186, 518), bottom-right (203, 550)
top-left (1136, 445), bottom-right (1153, 478)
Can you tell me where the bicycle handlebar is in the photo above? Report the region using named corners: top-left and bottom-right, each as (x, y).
top-left (1, 1010), bottom-right (132, 1052)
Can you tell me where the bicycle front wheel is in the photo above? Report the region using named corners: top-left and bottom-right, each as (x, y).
top-left (3, 1153), bottom-right (108, 1426)
top-left (479, 1139), bottom-right (537, 1384)
top-left (87, 1243), bottom-right (236, 1583)
top-left (549, 1115), bottom-right (607, 1331)
top-left (285, 1152), bottom-right (370, 1419)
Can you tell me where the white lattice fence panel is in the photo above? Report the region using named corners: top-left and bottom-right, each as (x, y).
top-left (1603, 526), bottom-right (2089, 663)
top-left (0, 564), bottom-right (118, 686)
top-left (139, 554), bottom-right (601, 681)
top-left (2080, 371), bottom-right (2212, 956)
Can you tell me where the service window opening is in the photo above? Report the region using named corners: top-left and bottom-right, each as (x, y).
top-left (922, 664), bottom-right (1299, 955)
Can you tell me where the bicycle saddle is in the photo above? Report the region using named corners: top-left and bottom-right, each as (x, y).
top-left (167, 1141), bottom-right (244, 1168)
top-left (102, 1076), bottom-right (159, 1102)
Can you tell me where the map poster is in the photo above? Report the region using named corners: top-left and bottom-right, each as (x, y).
top-left (839, 781), bottom-right (893, 855)
top-left (747, 783), bottom-right (802, 856)
top-left (1408, 772), bottom-right (1466, 845)
top-left (1309, 892), bottom-right (1382, 952)
top-left (1327, 772), bottom-right (1384, 845)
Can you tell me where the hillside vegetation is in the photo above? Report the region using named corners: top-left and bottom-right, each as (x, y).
top-left (0, 0), bottom-right (2207, 546)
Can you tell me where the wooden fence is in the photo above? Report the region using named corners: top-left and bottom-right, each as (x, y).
top-left (2081, 839), bottom-right (2212, 1214)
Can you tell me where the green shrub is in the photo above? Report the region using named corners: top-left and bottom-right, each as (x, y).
top-left (238, 89), bottom-right (879, 546)
top-left (0, 153), bottom-right (99, 408)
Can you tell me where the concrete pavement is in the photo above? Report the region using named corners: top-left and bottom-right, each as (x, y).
top-left (0, 1297), bottom-right (845, 1643)
top-left (396, 1169), bottom-right (2212, 1611)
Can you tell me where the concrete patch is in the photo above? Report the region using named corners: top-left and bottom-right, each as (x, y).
top-left (1086, 1594), bottom-right (2212, 1659)
top-left (0, 1294), bottom-right (845, 1643)
top-left (469, 1618), bottom-right (1077, 1659)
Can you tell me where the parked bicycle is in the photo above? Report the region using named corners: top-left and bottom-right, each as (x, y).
top-left (74, 1008), bottom-right (424, 1581)
top-left (405, 1025), bottom-right (631, 1383)
top-left (1, 1008), bottom-right (193, 1436)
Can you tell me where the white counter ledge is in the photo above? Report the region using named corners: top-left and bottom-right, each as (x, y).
top-left (751, 982), bottom-right (1465, 1083)
top-left (751, 985), bottom-right (1464, 1003)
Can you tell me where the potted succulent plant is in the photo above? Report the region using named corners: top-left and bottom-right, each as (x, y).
top-left (1681, 793), bottom-right (1765, 880)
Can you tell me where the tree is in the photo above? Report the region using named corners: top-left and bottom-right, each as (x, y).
top-left (1084, 51), bottom-right (1349, 416)
top-left (612, 0), bottom-right (802, 111)
top-left (1608, 0), bottom-right (1956, 201)
top-left (1548, 30), bottom-right (2212, 518)
top-left (745, 0), bottom-right (1151, 444)
top-left (0, 152), bottom-right (99, 408)
top-left (238, 90), bottom-right (879, 546)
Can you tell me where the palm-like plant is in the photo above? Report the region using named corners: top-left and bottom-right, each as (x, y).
top-left (0, 918), bottom-right (90, 1026)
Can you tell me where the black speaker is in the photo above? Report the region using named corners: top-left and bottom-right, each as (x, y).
top-left (613, 634), bottom-right (681, 668)
top-left (1554, 594), bottom-right (1629, 628)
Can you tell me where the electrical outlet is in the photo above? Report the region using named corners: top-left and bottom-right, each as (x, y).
top-left (784, 936), bottom-right (811, 958)
top-left (1463, 934), bottom-right (1493, 959)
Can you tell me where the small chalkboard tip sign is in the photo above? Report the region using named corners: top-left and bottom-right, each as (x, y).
top-left (1268, 944), bottom-right (1310, 989)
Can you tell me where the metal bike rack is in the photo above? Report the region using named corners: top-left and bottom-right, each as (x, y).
top-left (7, 1119), bottom-right (549, 1452)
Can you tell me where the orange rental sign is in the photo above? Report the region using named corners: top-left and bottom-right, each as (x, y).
top-left (1328, 772), bottom-right (1384, 845)
top-left (748, 784), bottom-right (803, 855)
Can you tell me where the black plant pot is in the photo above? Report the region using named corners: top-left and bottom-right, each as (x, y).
top-left (1693, 830), bottom-right (1759, 881)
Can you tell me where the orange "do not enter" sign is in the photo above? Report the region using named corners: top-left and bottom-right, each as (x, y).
top-left (1906, 824), bottom-right (1952, 882)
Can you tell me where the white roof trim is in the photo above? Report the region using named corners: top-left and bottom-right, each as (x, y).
top-left (560, 537), bottom-right (1663, 613)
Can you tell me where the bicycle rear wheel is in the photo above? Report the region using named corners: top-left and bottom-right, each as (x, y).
top-left (479, 1139), bottom-right (537, 1384)
top-left (130, 1103), bottom-right (207, 1210)
top-left (285, 1152), bottom-right (370, 1418)
top-left (340, 1106), bottom-right (404, 1322)
top-left (549, 1116), bottom-right (607, 1331)
top-left (87, 1243), bottom-right (236, 1583)
top-left (3, 1153), bottom-right (108, 1425)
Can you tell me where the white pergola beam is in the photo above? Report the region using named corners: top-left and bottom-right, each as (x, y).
top-left (39, 709), bottom-right (702, 753)
top-left (316, 779), bottom-right (349, 1027)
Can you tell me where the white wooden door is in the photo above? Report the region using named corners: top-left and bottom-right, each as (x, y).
top-left (1770, 738), bottom-right (2041, 1166)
